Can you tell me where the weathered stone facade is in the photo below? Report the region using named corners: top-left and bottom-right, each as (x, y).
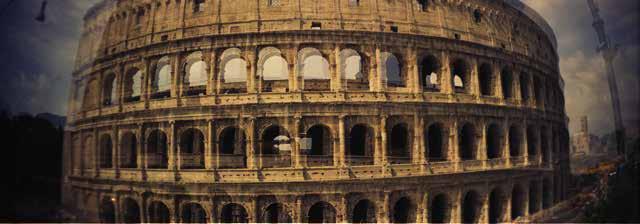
top-left (62, 0), bottom-right (571, 222)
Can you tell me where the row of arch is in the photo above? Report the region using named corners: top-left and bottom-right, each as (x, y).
top-left (98, 180), bottom-right (554, 223)
top-left (77, 47), bottom-right (563, 111)
top-left (86, 119), bottom-right (559, 170)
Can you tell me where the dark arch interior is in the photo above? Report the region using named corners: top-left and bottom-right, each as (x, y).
top-left (479, 63), bottom-right (493, 96)
top-left (124, 69), bottom-right (141, 102)
top-left (99, 135), bottom-right (113, 168)
top-left (180, 129), bottom-right (205, 169)
top-left (347, 124), bottom-right (374, 165)
top-left (121, 132), bottom-right (137, 168)
top-left (543, 179), bottom-right (552, 209)
top-left (352, 199), bottom-right (376, 223)
top-left (147, 130), bottom-right (168, 169)
top-left (541, 130), bottom-right (549, 164)
top-left (420, 55), bottom-right (440, 91)
top-left (307, 125), bottom-right (332, 156)
top-left (486, 124), bottom-right (502, 159)
top-left (122, 198), bottom-right (140, 223)
top-left (261, 125), bottom-right (287, 154)
top-left (512, 186), bottom-right (526, 220)
top-left (308, 201), bottom-right (336, 223)
top-left (392, 197), bottom-right (414, 223)
top-left (502, 68), bottom-right (513, 99)
top-left (263, 203), bottom-right (292, 223)
top-left (527, 126), bottom-right (537, 157)
top-left (509, 126), bottom-right (522, 157)
top-left (426, 123), bottom-right (445, 161)
top-left (220, 127), bottom-right (246, 155)
top-left (182, 203), bottom-right (208, 223)
top-left (462, 191), bottom-right (480, 223)
top-left (459, 124), bottom-right (476, 160)
top-left (102, 73), bottom-right (116, 105)
top-left (520, 74), bottom-right (530, 101)
top-left (221, 203), bottom-right (247, 223)
top-left (529, 181), bottom-right (541, 214)
top-left (389, 124), bottom-right (410, 159)
top-left (430, 194), bottom-right (449, 223)
top-left (451, 59), bottom-right (469, 93)
top-left (149, 201), bottom-right (170, 223)
top-left (489, 189), bottom-right (504, 224)
top-left (99, 198), bottom-right (116, 223)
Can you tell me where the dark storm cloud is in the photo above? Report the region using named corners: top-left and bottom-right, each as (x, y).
top-left (0, 0), bottom-right (98, 115)
top-left (0, 0), bottom-right (638, 136)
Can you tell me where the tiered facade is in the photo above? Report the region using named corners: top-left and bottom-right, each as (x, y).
top-left (62, 0), bottom-right (571, 222)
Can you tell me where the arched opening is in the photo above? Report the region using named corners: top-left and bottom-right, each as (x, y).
top-left (219, 48), bottom-right (248, 94)
top-left (426, 123), bottom-right (446, 161)
top-left (306, 125), bottom-right (333, 167)
top-left (392, 197), bottom-right (415, 223)
top-left (151, 56), bottom-right (172, 99)
top-left (459, 123), bottom-right (476, 160)
top-left (123, 68), bottom-right (142, 102)
top-left (529, 181), bottom-right (540, 214)
top-left (541, 129), bottom-right (549, 164)
top-left (102, 73), bottom-right (117, 106)
top-left (381, 52), bottom-right (405, 87)
top-left (99, 198), bottom-right (115, 223)
top-left (147, 130), bottom-right (168, 169)
top-left (260, 47), bottom-right (289, 93)
top-left (99, 134), bottom-right (113, 168)
top-left (501, 68), bottom-right (513, 99)
top-left (478, 63), bottom-right (494, 96)
top-left (451, 59), bottom-right (469, 93)
top-left (512, 185), bottom-right (526, 220)
top-left (352, 199), bottom-right (376, 223)
top-left (148, 201), bottom-right (170, 223)
top-left (527, 126), bottom-right (537, 157)
top-left (509, 125), bottom-right (522, 157)
top-left (182, 202), bottom-right (208, 223)
top-left (542, 178), bottom-right (552, 209)
top-left (486, 124), bottom-right (503, 159)
top-left (462, 191), bottom-right (481, 223)
top-left (180, 128), bottom-right (205, 169)
top-left (262, 203), bottom-right (292, 223)
top-left (122, 198), bottom-right (141, 223)
top-left (120, 132), bottom-right (137, 168)
top-left (299, 48), bottom-right (331, 91)
top-left (347, 124), bottom-right (374, 165)
top-left (261, 125), bottom-right (291, 168)
top-left (534, 77), bottom-right (544, 107)
top-left (420, 55), bottom-right (440, 92)
top-left (389, 123), bottom-right (411, 163)
top-left (219, 127), bottom-right (247, 169)
top-left (340, 49), bottom-right (369, 91)
top-left (430, 194), bottom-right (450, 223)
top-left (489, 189), bottom-right (505, 224)
top-left (183, 52), bottom-right (207, 95)
top-left (307, 201), bottom-right (336, 223)
top-left (520, 74), bottom-right (530, 102)
top-left (220, 203), bottom-right (247, 223)
top-left (417, 0), bottom-right (429, 11)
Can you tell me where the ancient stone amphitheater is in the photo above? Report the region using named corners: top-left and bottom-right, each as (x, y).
top-left (62, 0), bottom-right (571, 222)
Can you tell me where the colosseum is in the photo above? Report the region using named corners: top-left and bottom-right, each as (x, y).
top-left (61, 0), bottom-right (572, 222)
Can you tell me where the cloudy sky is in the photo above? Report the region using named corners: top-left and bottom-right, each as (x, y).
top-left (0, 0), bottom-right (638, 136)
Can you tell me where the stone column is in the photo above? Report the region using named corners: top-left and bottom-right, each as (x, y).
top-left (469, 58), bottom-right (480, 97)
top-left (418, 192), bottom-right (429, 223)
top-left (206, 120), bottom-right (214, 169)
top-left (292, 116), bottom-right (302, 168)
top-left (440, 51), bottom-right (453, 94)
top-left (337, 195), bottom-right (348, 223)
top-left (408, 47), bottom-right (420, 93)
top-left (295, 196), bottom-right (303, 223)
top-left (478, 121), bottom-right (488, 166)
top-left (378, 115), bottom-right (388, 165)
top-left (247, 49), bottom-right (258, 93)
top-left (93, 128), bottom-right (100, 177)
top-left (504, 186), bottom-right (513, 223)
top-left (378, 192), bottom-right (390, 223)
top-left (479, 191), bottom-right (489, 223)
top-left (449, 120), bottom-right (459, 162)
top-left (523, 184), bottom-right (530, 218)
top-left (142, 58), bottom-right (151, 104)
top-left (208, 51), bottom-right (217, 95)
top-left (372, 46), bottom-right (384, 92)
top-left (333, 45), bottom-right (343, 91)
top-left (413, 114), bottom-right (425, 164)
top-left (168, 121), bottom-right (177, 170)
top-left (522, 120), bottom-right (529, 165)
top-left (112, 126), bottom-right (120, 177)
top-left (137, 123), bottom-right (146, 179)
top-left (246, 117), bottom-right (257, 169)
top-left (290, 45), bottom-right (300, 92)
top-left (114, 194), bottom-right (121, 223)
top-left (337, 115), bottom-right (346, 167)
top-left (494, 62), bottom-right (504, 99)
top-left (503, 120), bottom-right (511, 168)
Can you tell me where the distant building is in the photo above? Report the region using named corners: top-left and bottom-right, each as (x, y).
top-left (571, 116), bottom-right (607, 156)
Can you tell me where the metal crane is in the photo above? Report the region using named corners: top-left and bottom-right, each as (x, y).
top-left (587, 0), bottom-right (626, 159)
